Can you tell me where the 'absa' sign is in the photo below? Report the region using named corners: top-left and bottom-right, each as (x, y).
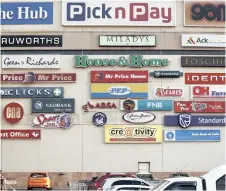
top-left (62, 1), bottom-right (176, 26)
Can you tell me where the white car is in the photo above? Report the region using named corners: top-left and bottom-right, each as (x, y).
top-left (105, 185), bottom-right (151, 191)
top-left (98, 177), bottom-right (151, 191)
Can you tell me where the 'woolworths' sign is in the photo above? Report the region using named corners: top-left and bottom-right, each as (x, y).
top-left (74, 55), bottom-right (169, 68)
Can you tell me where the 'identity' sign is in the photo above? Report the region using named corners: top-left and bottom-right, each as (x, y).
top-left (0, 87), bottom-right (64, 98)
top-left (0, 2), bottom-right (53, 25)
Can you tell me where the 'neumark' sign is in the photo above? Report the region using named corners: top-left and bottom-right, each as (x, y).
top-left (99, 35), bottom-right (156, 47)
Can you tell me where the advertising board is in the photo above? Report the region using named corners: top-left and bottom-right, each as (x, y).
top-left (185, 73), bottom-right (226, 84)
top-left (191, 86), bottom-right (226, 99)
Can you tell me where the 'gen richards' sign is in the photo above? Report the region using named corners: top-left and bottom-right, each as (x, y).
top-left (62, 0), bottom-right (176, 26)
top-left (0, 2), bottom-right (53, 25)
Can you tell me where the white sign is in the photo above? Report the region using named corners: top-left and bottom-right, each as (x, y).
top-left (62, 1), bottom-right (176, 26)
top-left (181, 34), bottom-right (226, 47)
top-left (153, 87), bottom-right (184, 97)
top-left (1, 55), bottom-right (61, 69)
top-left (122, 112), bottom-right (155, 123)
top-left (191, 85), bottom-right (226, 99)
top-left (99, 35), bottom-right (156, 46)
top-left (33, 113), bottom-right (72, 129)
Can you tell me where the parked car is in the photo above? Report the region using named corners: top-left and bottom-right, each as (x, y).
top-left (87, 176), bottom-right (99, 188)
top-left (105, 185), bottom-right (151, 191)
top-left (98, 177), bottom-right (151, 191)
top-left (152, 165), bottom-right (225, 191)
top-left (88, 173), bottom-right (135, 190)
top-left (27, 172), bottom-right (52, 190)
top-left (169, 172), bottom-right (189, 178)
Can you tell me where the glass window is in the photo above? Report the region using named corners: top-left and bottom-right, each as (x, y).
top-left (113, 180), bottom-right (133, 186)
top-left (140, 188), bottom-right (150, 190)
top-left (132, 181), bottom-right (141, 185)
top-left (30, 173), bottom-right (47, 178)
top-left (216, 175), bottom-right (225, 191)
top-left (141, 181), bottom-right (150, 186)
top-left (117, 187), bottom-right (140, 191)
top-left (164, 182), bottom-right (197, 191)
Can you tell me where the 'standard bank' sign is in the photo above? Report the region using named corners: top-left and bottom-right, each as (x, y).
top-left (1, 55), bottom-right (60, 69)
top-left (32, 98), bottom-right (75, 113)
top-left (1, 35), bottom-right (63, 47)
top-left (181, 56), bottom-right (225, 67)
top-left (0, 87), bottom-right (64, 98)
top-left (74, 55), bottom-right (170, 68)
top-left (99, 35), bottom-right (156, 47)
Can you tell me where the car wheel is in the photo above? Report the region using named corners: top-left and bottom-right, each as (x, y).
top-left (47, 188), bottom-right (52, 190)
top-left (27, 188), bottom-right (32, 190)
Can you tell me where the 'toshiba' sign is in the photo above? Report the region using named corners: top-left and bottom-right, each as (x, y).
top-left (75, 55), bottom-right (170, 68)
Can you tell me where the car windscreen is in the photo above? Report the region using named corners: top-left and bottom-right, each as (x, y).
top-left (136, 174), bottom-right (154, 181)
top-left (151, 180), bottom-right (169, 190)
top-left (30, 173), bottom-right (47, 178)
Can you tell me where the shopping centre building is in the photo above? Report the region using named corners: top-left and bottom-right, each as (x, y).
top-left (0, 0), bottom-right (225, 188)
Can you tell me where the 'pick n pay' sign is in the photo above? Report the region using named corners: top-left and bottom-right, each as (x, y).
top-left (0, 2), bottom-right (53, 25)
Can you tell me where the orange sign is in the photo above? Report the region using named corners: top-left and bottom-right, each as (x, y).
top-left (184, 1), bottom-right (225, 27)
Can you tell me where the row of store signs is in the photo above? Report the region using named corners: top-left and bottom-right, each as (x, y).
top-left (0, 85), bottom-right (225, 99)
top-left (0, 1), bottom-right (224, 27)
top-left (1, 55), bottom-right (225, 68)
top-left (1, 35), bottom-right (226, 48)
top-left (0, 127), bottom-right (221, 142)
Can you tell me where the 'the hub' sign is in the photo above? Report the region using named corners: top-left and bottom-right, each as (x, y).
top-left (62, 1), bottom-right (176, 26)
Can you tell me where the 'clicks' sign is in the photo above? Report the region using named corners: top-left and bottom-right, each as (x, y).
top-left (0, 2), bottom-right (53, 25)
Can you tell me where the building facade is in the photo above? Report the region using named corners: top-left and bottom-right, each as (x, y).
top-left (0, 0), bottom-right (225, 188)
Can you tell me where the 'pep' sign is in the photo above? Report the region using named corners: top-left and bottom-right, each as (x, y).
top-left (62, 1), bottom-right (176, 26)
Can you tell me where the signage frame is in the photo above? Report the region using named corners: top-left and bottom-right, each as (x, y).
top-left (0, 129), bottom-right (41, 139)
top-left (99, 35), bottom-right (156, 47)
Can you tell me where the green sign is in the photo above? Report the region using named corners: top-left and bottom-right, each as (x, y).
top-left (74, 55), bottom-right (169, 68)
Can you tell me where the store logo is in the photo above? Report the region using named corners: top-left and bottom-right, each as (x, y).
top-left (82, 102), bottom-right (117, 112)
top-left (150, 71), bottom-right (183, 78)
top-left (186, 37), bottom-right (196, 44)
top-left (191, 86), bottom-right (226, 99)
top-left (33, 113), bottom-right (72, 129)
top-left (154, 87), bottom-right (184, 97)
top-left (92, 112), bottom-right (107, 127)
top-left (0, 130), bottom-right (41, 140)
top-left (63, 1), bottom-right (175, 26)
top-left (53, 88), bottom-right (62, 97)
top-left (3, 102), bottom-right (24, 124)
top-left (34, 101), bottom-right (43, 109)
top-left (107, 86), bottom-right (131, 95)
top-left (122, 100), bottom-right (136, 111)
top-left (179, 114), bottom-right (191, 128)
top-left (122, 112), bottom-right (156, 124)
top-left (185, 73), bottom-right (226, 84)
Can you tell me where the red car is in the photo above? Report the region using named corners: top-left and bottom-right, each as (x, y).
top-left (88, 173), bottom-right (135, 190)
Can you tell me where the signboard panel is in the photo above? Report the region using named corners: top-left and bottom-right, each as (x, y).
top-left (1, 55), bottom-right (61, 69)
top-left (90, 83), bottom-right (148, 99)
top-left (164, 115), bottom-right (225, 127)
top-left (99, 35), bottom-right (156, 46)
top-left (3, 102), bottom-right (24, 124)
top-left (105, 125), bottom-right (162, 143)
top-left (185, 73), bottom-right (226, 84)
top-left (120, 100), bottom-right (172, 111)
top-left (91, 70), bottom-right (148, 83)
top-left (1, 35), bottom-right (63, 47)
top-left (150, 71), bottom-right (183, 78)
top-left (0, 2), bottom-right (53, 25)
top-left (1, 73), bottom-right (76, 83)
top-left (164, 130), bottom-right (220, 142)
top-left (184, 1), bottom-right (225, 27)
top-left (0, 87), bottom-right (64, 98)
top-left (153, 87), bottom-right (184, 97)
top-left (181, 34), bottom-right (226, 47)
top-left (62, 1), bottom-right (176, 26)
top-left (0, 130), bottom-right (41, 139)
top-left (181, 56), bottom-right (225, 67)
top-left (74, 55), bottom-right (170, 68)
top-left (32, 98), bottom-right (75, 113)
top-left (191, 86), bottom-right (226, 99)
top-left (174, 101), bottom-right (225, 113)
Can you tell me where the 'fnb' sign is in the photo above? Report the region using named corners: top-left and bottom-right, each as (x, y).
top-left (62, 1), bottom-right (176, 26)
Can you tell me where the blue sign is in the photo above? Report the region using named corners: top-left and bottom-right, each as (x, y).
top-left (164, 130), bottom-right (220, 142)
top-left (92, 112), bottom-right (107, 127)
top-left (164, 114), bottom-right (225, 127)
top-left (0, 2), bottom-right (53, 25)
top-left (120, 100), bottom-right (172, 111)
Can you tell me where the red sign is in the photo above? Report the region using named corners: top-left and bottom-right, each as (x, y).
top-left (0, 73), bottom-right (76, 83)
top-left (0, 130), bottom-right (41, 139)
top-left (191, 86), bottom-right (226, 99)
top-left (91, 70), bottom-right (148, 83)
top-left (3, 103), bottom-right (24, 124)
top-left (174, 101), bottom-right (225, 113)
top-left (82, 102), bottom-right (117, 112)
top-left (185, 73), bottom-right (226, 84)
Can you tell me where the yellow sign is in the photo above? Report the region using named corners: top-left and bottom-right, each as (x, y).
top-left (105, 125), bottom-right (162, 144)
